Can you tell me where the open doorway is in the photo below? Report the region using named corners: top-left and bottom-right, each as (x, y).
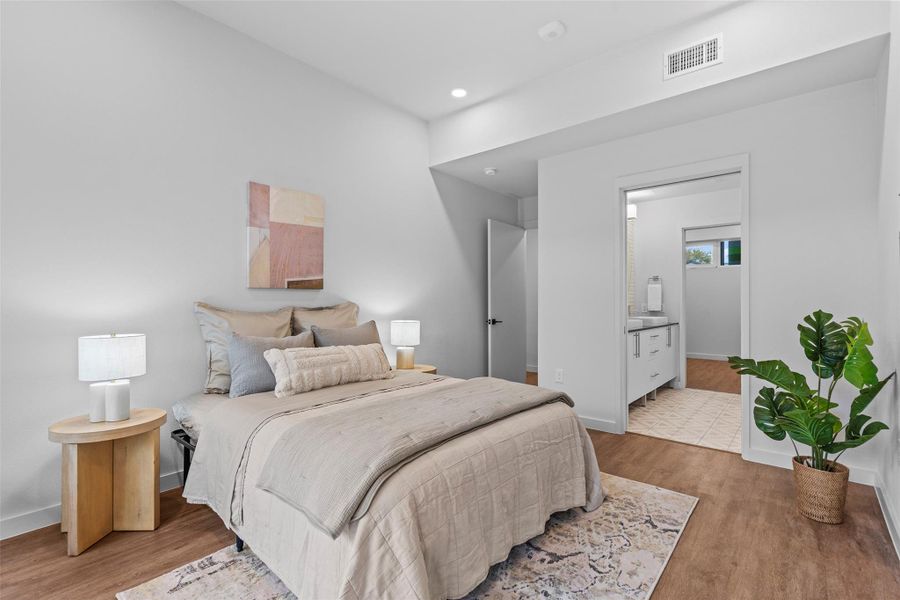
top-left (622, 171), bottom-right (744, 453)
top-left (486, 195), bottom-right (538, 385)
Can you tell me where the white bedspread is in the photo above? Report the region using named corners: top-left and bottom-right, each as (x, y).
top-left (184, 372), bottom-right (603, 599)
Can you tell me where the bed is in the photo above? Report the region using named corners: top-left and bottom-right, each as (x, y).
top-left (181, 369), bottom-right (603, 599)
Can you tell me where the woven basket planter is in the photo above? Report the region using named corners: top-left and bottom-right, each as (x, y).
top-left (792, 456), bottom-right (849, 524)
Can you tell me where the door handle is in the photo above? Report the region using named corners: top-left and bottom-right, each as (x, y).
top-left (486, 318), bottom-right (503, 325)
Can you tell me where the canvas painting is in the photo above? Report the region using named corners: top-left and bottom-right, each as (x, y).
top-left (248, 181), bottom-right (324, 289)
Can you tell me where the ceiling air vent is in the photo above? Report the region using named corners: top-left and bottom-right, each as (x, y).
top-left (664, 33), bottom-right (723, 80)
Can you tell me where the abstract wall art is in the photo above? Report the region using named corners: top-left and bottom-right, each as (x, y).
top-left (248, 181), bottom-right (324, 289)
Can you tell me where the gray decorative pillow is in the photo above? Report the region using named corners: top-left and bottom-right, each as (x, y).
top-left (311, 320), bottom-right (381, 347)
top-left (193, 302), bottom-right (293, 394)
top-left (228, 332), bottom-right (314, 398)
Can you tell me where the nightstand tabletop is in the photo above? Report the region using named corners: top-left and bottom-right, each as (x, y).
top-left (48, 408), bottom-right (167, 444)
top-left (394, 364), bottom-right (437, 374)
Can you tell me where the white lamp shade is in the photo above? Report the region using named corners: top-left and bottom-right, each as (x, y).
top-left (78, 334), bottom-right (146, 381)
top-left (390, 320), bottom-right (420, 347)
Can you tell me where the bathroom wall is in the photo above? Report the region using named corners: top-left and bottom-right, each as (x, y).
top-left (634, 189), bottom-right (741, 340)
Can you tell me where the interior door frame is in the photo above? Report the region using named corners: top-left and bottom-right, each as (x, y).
top-left (613, 154), bottom-right (751, 458)
top-left (680, 221), bottom-right (742, 391)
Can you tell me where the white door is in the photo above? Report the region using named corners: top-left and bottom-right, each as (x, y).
top-left (487, 219), bottom-right (526, 382)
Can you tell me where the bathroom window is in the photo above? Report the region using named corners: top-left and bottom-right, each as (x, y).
top-left (685, 238), bottom-right (742, 268)
top-left (685, 243), bottom-right (714, 266)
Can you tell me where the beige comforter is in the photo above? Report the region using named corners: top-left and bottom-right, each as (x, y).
top-left (184, 372), bottom-right (603, 599)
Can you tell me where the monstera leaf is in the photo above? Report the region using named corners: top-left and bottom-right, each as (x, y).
top-left (849, 375), bottom-right (892, 420)
top-left (775, 410), bottom-right (841, 448)
top-left (753, 387), bottom-right (796, 440)
top-left (797, 310), bottom-right (848, 379)
top-left (822, 417), bottom-right (888, 453)
top-left (728, 357), bottom-right (811, 398)
top-left (822, 374), bottom-right (896, 453)
top-left (842, 318), bottom-right (878, 388)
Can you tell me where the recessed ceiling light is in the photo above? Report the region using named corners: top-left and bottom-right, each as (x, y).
top-left (483, 167), bottom-right (498, 176)
top-left (451, 88), bottom-right (467, 98)
top-left (538, 20), bottom-right (567, 42)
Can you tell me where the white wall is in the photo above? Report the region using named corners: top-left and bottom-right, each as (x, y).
top-left (633, 191), bottom-right (739, 312)
top-left (429, 1), bottom-right (890, 164)
top-left (518, 195), bottom-right (538, 229)
top-left (525, 229), bottom-right (539, 372)
top-left (518, 195), bottom-right (539, 372)
top-left (873, 3), bottom-right (900, 553)
top-left (0, 1), bottom-right (516, 537)
top-left (685, 266), bottom-right (741, 360)
top-left (539, 79), bottom-right (882, 475)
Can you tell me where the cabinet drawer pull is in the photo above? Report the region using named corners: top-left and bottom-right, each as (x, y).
top-left (650, 372), bottom-right (660, 378)
top-left (650, 334), bottom-right (660, 339)
top-left (650, 349), bottom-right (659, 355)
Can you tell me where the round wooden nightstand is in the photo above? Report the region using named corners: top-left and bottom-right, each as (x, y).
top-left (48, 408), bottom-right (167, 555)
top-left (394, 364), bottom-right (438, 374)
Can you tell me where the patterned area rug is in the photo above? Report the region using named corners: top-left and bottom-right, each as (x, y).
top-left (117, 474), bottom-right (697, 600)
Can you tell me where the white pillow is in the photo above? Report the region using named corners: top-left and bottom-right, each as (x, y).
top-left (264, 343), bottom-right (393, 398)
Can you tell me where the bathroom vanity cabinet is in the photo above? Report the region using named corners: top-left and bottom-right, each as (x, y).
top-left (627, 323), bottom-right (679, 405)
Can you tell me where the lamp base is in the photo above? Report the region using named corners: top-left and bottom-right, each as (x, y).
top-left (396, 347), bottom-right (415, 370)
top-left (104, 380), bottom-right (131, 421)
top-left (89, 383), bottom-right (107, 422)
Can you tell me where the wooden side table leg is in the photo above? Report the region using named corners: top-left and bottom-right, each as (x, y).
top-left (61, 447), bottom-right (69, 533)
top-left (113, 428), bottom-right (159, 531)
top-left (64, 441), bottom-right (113, 556)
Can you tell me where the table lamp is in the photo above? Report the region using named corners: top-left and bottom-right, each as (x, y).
top-left (390, 320), bottom-right (420, 370)
top-left (78, 333), bottom-right (146, 422)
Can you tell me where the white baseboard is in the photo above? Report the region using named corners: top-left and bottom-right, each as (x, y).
top-left (741, 446), bottom-right (876, 485)
top-left (526, 363), bottom-right (538, 373)
top-left (0, 470), bottom-right (184, 540)
top-left (875, 473), bottom-right (900, 562)
top-left (579, 416), bottom-right (620, 433)
top-left (686, 353), bottom-right (730, 361)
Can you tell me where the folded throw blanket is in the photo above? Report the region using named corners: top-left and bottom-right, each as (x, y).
top-left (256, 376), bottom-right (576, 538)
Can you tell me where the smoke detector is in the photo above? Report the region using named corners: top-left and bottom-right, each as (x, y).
top-left (538, 20), bottom-right (567, 42)
top-left (483, 167), bottom-right (498, 176)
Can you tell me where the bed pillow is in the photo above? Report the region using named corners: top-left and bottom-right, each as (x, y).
top-left (228, 332), bottom-right (314, 398)
top-left (194, 302), bottom-right (293, 394)
top-left (264, 343), bottom-right (392, 398)
top-left (292, 301), bottom-right (359, 334)
top-left (311, 320), bottom-right (381, 347)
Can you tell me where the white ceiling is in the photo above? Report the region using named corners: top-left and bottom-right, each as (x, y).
top-left (181, 1), bottom-right (734, 120)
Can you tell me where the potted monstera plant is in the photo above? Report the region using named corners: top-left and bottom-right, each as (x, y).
top-left (729, 310), bottom-right (895, 524)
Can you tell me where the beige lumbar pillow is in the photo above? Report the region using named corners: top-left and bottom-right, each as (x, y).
top-left (264, 343), bottom-right (392, 398)
top-left (194, 302), bottom-right (293, 393)
top-left (292, 302), bottom-right (359, 334)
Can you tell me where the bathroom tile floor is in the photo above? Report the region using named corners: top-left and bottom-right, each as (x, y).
top-left (627, 387), bottom-right (741, 453)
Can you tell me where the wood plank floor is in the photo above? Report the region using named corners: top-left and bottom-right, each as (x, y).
top-left (686, 357), bottom-right (741, 394)
top-left (2, 433), bottom-right (897, 599)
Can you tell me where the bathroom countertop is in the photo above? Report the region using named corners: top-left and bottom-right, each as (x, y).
top-left (627, 321), bottom-right (679, 332)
